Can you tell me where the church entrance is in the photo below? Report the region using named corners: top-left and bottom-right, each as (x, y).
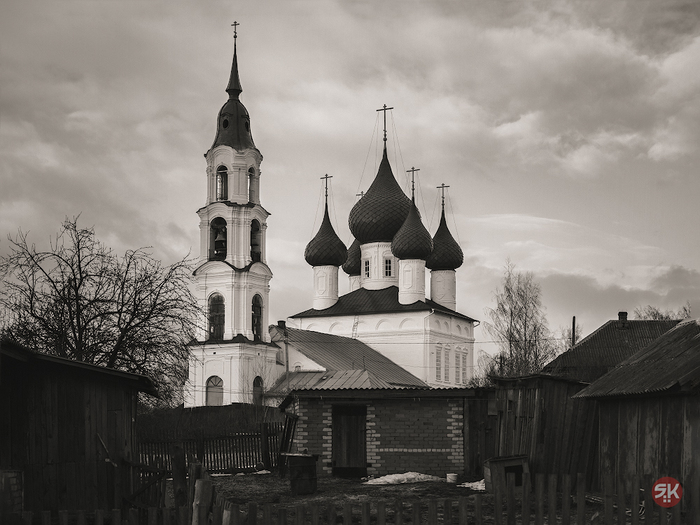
top-left (332, 405), bottom-right (367, 478)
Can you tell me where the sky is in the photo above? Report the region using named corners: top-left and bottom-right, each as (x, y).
top-left (2, 0), bottom-right (700, 358)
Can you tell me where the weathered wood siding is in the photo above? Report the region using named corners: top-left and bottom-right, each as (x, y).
top-left (598, 394), bottom-right (700, 487)
top-left (494, 377), bottom-right (598, 488)
top-left (1, 356), bottom-right (138, 512)
top-left (463, 392), bottom-right (497, 477)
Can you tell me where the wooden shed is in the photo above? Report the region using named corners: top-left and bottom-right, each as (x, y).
top-left (492, 375), bottom-right (599, 489)
top-left (574, 319), bottom-right (700, 489)
top-left (0, 338), bottom-right (157, 514)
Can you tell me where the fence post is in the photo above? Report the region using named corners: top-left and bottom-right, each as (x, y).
top-left (561, 474), bottom-right (571, 525)
top-left (548, 474), bottom-right (557, 525)
top-left (171, 444), bottom-right (188, 507)
top-left (522, 471), bottom-right (531, 525)
top-left (506, 472), bottom-right (516, 524)
top-left (535, 474), bottom-right (545, 525)
top-left (576, 473), bottom-right (585, 525)
top-left (192, 478), bottom-right (213, 525)
top-left (261, 423), bottom-right (271, 470)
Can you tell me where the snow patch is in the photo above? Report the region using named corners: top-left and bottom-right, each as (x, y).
top-left (363, 472), bottom-right (445, 485)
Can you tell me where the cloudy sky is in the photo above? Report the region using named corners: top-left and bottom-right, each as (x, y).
top-left (2, 0), bottom-right (700, 356)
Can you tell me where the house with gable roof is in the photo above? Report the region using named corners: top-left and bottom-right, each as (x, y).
top-left (574, 319), bottom-right (700, 489)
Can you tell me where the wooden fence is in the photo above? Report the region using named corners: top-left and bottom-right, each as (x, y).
top-left (138, 423), bottom-right (284, 474)
top-left (10, 471), bottom-right (695, 525)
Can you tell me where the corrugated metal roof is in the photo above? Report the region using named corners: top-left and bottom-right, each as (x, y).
top-left (290, 286), bottom-right (477, 323)
top-left (574, 319), bottom-right (700, 398)
top-left (270, 326), bottom-right (426, 388)
top-left (542, 318), bottom-right (679, 383)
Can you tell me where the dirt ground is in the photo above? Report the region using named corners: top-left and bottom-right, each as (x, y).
top-left (209, 472), bottom-right (613, 524)
top-left (212, 472), bottom-right (478, 508)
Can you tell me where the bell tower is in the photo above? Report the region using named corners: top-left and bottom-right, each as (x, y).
top-left (186, 25), bottom-right (277, 407)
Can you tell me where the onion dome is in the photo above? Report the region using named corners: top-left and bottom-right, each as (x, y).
top-left (426, 209), bottom-right (464, 270)
top-left (304, 205), bottom-right (348, 267)
top-left (348, 148), bottom-right (412, 243)
top-left (210, 37), bottom-right (255, 152)
top-left (391, 200), bottom-right (433, 260)
top-left (342, 238), bottom-right (361, 275)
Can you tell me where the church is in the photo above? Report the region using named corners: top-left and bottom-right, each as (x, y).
top-left (184, 33), bottom-right (477, 407)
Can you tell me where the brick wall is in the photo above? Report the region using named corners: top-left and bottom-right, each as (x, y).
top-left (290, 396), bottom-right (464, 478)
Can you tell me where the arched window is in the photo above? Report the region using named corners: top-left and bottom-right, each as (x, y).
top-left (208, 293), bottom-right (225, 340)
top-left (250, 220), bottom-right (261, 262)
top-left (216, 166), bottom-right (228, 201)
top-left (252, 294), bottom-right (263, 342)
top-left (248, 167), bottom-right (255, 202)
top-left (211, 218), bottom-right (227, 260)
top-left (206, 376), bottom-right (224, 406)
top-left (253, 376), bottom-right (263, 406)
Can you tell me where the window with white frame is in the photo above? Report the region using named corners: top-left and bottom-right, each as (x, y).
top-left (364, 260), bottom-right (370, 278)
top-left (462, 353), bottom-right (468, 384)
top-left (444, 347), bottom-right (451, 383)
top-left (384, 258), bottom-right (393, 277)
top-left (435, 345), bottom-right (442, 382)
top-left (455, 352), bottom-right (462, 385)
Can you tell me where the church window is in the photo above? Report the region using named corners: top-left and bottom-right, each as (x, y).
top-left (222, 119), bottom-right (229, 129)
top-left (455, 352), bottom-right (462, 385)
top-left (206, 376), bottom-right (224, 406)
top-left (248, 167), bottom-right (255, 201)
top-left (384, 258), bottom-right (393, 277)
top-left (216, 166), bottom-right (228, 201)
top-left (252, 294), bottom-right (263, 341)
top-left (208, 293), bottom-right (225, 340)
top-left (211, 218), bottom-right (227, 260)
top-left (253, 376), bottom-right (263, 406)
top-left (250, 219), bottom-right (261, 262)
top-left (364, 260), bottom-right (370, 278)
top-left (435, 345), bottom-right (442, 382)
top-left (444, 347), bottom-right (451, 382)
top-left (462, 353), bottom-right (468, 384)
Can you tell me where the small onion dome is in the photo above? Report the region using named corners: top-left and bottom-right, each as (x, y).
top-left (426, 210), bottom-right (464, 270)
top-left (391, 201), bottom-right (433, 260)
top-left (342, 238), bottom-right (361, 276)
top-left (304, 205), bottom-right (348, 267)
top-left (210, 44), bottom-right (256, 152)
top-left (348, 148), bottom-right (411, 243)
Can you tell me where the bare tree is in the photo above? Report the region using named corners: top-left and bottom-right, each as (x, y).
top-left (0, 218), bottom-right (201, 405)
top-left (483, 260), bottom-right (557, 377)
top-left (633, 302), bottom-right (691, 321)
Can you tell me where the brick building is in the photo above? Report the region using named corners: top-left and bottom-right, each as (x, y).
top-left (279, 387), bottom-right (494, 479)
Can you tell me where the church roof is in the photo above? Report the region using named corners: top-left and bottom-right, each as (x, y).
top-left (290, 286), bottom-right (477, 323)
top-left (391, 200), bottom-right (433, 260)
top-left (348, 148), bottom-right (411, 244)
top-left (209, 37), bottom-right (256, 153)
top-left (426, 209), bottom-right (463, 270)
top-left (304, 204), bottom-right (347, 267)
top-left (342, 238), bottom-right (361, 276)
top-left (269, 326), bottom-right (426, 388)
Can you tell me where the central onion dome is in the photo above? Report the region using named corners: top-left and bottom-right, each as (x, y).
top-left (426, 209), bottom-right (464, 270)
top-left (304, 204), bottom-right (348, 267)
top-left (342, 238), bottom-right (361, 275)
top-left (209, 39), bottom-right (256, 152)
top-left (348, 148), bottom-right (411, 243)
top-left (391, 200), bottom-right (433, 260)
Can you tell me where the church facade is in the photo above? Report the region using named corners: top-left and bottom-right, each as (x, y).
top-left (184, 35), bottom-right (476, 407)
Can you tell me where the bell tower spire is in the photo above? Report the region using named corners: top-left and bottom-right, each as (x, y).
top-left (187, 26), bottom-right (276, 407)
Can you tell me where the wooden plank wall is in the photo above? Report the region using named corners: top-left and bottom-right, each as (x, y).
top-left (599, 395), bottom-right (700, 490)
top-left (494, 377), bottom-right (598, 488)
top-left (463, 392), bottom-right (497, 477)
top-left (1, 357), bottom-right (138, 513)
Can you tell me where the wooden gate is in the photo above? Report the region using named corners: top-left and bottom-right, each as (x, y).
top-left (332, 405), bottom-right (366, 478)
